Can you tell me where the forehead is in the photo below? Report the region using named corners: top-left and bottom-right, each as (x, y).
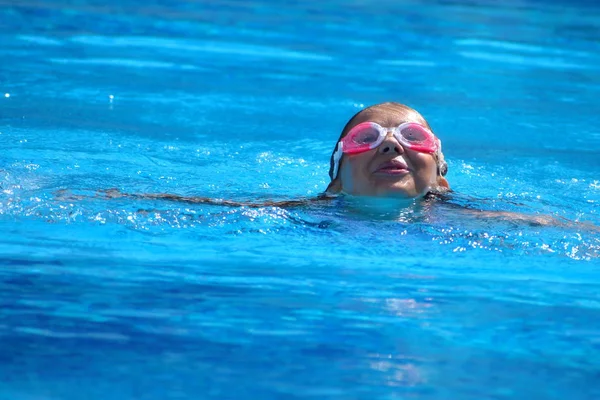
top-left (349, 108), bottom-right (422, 130)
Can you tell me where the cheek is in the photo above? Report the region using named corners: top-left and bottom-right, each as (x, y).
top-left (408, 153), bottom-right (438, 181)
top-left (339, 155), bottom-right (372, 190)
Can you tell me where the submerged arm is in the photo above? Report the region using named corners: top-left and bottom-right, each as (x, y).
top-left (469, 209), bottom-right (600, 232)
top-left (427, 191), bottom-right (599, 231)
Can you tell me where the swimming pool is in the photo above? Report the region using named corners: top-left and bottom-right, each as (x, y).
top-left (1, 0), bottom-right (600, 398)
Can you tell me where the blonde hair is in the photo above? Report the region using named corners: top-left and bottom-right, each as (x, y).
top-left (328, 102), bottom-right (448, 180)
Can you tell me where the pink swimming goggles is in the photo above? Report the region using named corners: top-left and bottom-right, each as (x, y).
top-left (331, 122), bottom-right (439, 180)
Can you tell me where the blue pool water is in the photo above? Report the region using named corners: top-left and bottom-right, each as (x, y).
top-left (2, 0), bottom-right (600, 399)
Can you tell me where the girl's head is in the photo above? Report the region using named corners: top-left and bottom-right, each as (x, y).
top-left (326, 102), bottom-right (449, 198)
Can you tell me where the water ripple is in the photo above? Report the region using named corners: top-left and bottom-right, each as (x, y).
top-left (455, 38), bottom-right (593, 58)
top-left (458, 51), bottom-right (591, 69)
top-left (70, 35), bottom-right (334, 61)
top-left (49, 58), bottom-right (204, 70)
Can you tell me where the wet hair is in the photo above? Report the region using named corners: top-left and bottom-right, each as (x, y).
top-left (328, 102), bottom-right (448, 180)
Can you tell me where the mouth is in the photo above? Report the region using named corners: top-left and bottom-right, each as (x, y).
top-left (373, 159), bottom-right (410, 175)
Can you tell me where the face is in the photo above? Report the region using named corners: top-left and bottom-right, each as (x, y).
top-left (334, 109), bottom-right (441, 198)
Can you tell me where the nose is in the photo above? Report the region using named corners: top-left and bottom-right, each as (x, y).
top-left (377, 131), bottom-right (404, 155)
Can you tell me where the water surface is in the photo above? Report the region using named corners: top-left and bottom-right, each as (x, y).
top-left (1, 0), bottom-right (600, 399)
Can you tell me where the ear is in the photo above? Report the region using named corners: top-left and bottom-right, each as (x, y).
top-left (325, 178), bottom-right (342, 194)
top-left (437, 176), bottom-right (450, 189)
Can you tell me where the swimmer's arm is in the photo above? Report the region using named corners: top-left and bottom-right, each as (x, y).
top-left (121, 192), bottom-right (332, 208)
top-left (56, 188), bottom-right (335, 208)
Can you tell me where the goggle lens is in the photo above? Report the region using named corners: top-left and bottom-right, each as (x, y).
top-left (350, 126), bottom-right (381, 145)
top-left (399, 123), bottom-right (429, 143)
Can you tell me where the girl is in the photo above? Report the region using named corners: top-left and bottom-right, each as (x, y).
top-left (324, 101), bottom-right (449, 200)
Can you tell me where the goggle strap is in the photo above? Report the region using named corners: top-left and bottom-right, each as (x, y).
top-left (331, 142), bottom-right (343, 180)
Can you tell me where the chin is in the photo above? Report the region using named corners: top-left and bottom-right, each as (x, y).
top-left (372, 188), bottom-right (418, 199)
top-left (374, 183), bottom-right (425, 199)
